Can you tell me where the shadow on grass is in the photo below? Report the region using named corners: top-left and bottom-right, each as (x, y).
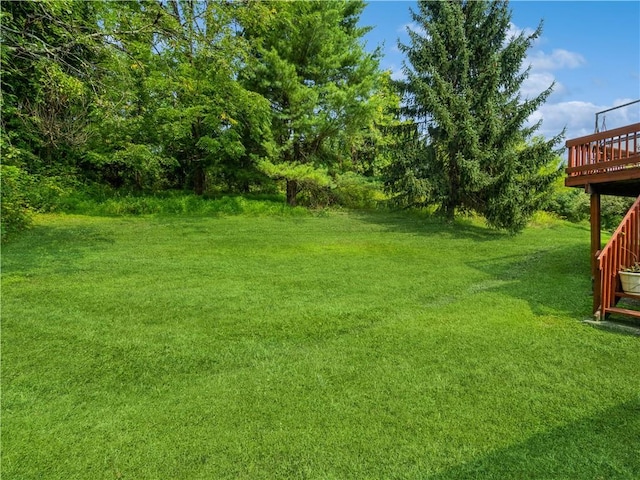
top-left (467, 243), bottom-right (593, 318)
top-left (356, 210), bottom-right (593, 318)
top-left (1, 223), bottom-right (115, 276)
top-left (353, 209), bottom-right (510, 242)
top-left (426, 398), bottom-right (640, 479)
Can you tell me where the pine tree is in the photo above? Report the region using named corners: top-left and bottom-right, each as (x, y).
top-left (390, 0), bottom-right (563, 232)
top-left (242, 0), bottom-right (383, 206)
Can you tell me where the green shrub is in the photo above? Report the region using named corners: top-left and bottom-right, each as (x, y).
top-left (296, 172), bottom-right (383, 209)
top-left (1, 165), bottom-right (32, 241)
top-left (296, 183), bottom-right (334, 208)
top-left (52, 189), bottom-right (308, 217)
top-left (332, 172), bottom-right (382, 209)
top-left (543, 187), bottom-right (590, 223)
top-left (544, 185), bottom-right (635, 231)
top-left (24, 174), bottom-right (78, 212)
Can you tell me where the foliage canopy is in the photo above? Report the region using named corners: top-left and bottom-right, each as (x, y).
top-left (1, 0), bottom-right (580, 236)
top-left (1, 0), bottom-right (393, 205)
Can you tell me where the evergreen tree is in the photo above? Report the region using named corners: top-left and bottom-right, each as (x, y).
top-left (390, 0), bottom-right (563, 232)
top-left (242, 0), bottom-right (384, 206)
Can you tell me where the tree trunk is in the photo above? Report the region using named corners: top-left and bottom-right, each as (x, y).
top-left (286, 179), bottom-right (298, 206)
top-left (444, 197), bottom-right (456, 221)
top-left (193, 164), bottom-right (206, 196)
top-left (446, 147), bottom-right (459, 220)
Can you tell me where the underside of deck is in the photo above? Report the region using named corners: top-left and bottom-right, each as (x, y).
top-left (575, 177), bottom-right (640, 197)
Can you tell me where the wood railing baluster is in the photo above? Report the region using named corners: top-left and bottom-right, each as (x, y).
top-left (565, 123), bottom-right (640, 186)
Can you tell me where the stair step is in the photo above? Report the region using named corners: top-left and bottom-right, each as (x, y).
top-left (605, 306), bottom-right (640, 318)
top-left (615, 291), bottom-right (640, 299)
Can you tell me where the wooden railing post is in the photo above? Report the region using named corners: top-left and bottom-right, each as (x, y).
top-left (589, 187), bottom-right (602, 316)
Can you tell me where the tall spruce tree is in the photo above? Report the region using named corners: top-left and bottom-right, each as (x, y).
top-left (389, 0), bottom-right (563, 232)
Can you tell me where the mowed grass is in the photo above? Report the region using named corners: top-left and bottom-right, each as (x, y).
top-left (2, 210), bottom-right (639, 479)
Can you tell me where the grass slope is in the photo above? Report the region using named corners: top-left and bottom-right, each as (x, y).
top-left (2, 210), bottom-right (639, 479)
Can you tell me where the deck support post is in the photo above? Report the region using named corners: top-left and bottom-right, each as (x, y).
top-left (588, 185), bottom-right (602, 316)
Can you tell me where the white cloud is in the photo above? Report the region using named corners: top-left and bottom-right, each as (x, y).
top-left (528, 101), bottom-right (599, 140)
top-left (398, 22), bottom-right (427, 38)
top-left (520, 72), bottom-right (557, 99)
top-left (390, 67), bottom-right (406, 81)
top-left (526, 99), bottom-right (640, 143)
top-left (528, 49), bottom-right (586, 71)
top-left (613, 98), bottom-right (639, 107)
top-left (518, 44), bottom-right (589, 140)
top-left (384, 62), bottom-right (406, 81)
top-left (507, 22), bottom-right (536, 40)
top-left (607, 98), bottom-right (640, 126)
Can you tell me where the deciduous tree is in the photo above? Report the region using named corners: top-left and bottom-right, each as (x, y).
top-left (1, 0), bottom-right (104, 170)
top-left (147, 0), bottom-right (273, 194)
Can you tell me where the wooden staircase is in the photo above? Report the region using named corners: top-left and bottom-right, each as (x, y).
top-left (595, 195), bottom-right (640, 320)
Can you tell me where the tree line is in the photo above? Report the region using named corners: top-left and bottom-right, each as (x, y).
top-left (1, 0), bottom-right (563, 235)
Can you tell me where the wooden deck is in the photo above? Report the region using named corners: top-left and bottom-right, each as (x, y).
top-left (565, 123), bottom-right (640, 320)
top-left (565, 122), bottom-right (640, 195)
top-left (565, 122), bottom-right (640, 320)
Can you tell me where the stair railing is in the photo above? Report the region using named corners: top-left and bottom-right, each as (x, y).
top-left (596, 195), bottom-right (640, 319)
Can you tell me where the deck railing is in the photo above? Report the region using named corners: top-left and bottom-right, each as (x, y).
top-left (596, 195), bottom-right (640, 319)
top-left (566, 123), bottom-right (640, 185)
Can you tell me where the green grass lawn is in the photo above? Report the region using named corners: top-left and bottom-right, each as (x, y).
top-left (2, 209), bottom-right (639, 479)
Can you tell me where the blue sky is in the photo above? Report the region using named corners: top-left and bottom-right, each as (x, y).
top-left (359, 1), bottom-right (640, 141)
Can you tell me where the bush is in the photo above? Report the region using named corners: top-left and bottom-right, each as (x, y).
top-left (52, 189), bottom-right (308, 217)
top-left (332, 172), bottom-right (382, 209)
top-left (544, 185), bottom-right (635, 231)
top-left (296, 172), bottom-right (383, 209)
top-left (1, 165), bottom-right (32, 241)
top-left (543, 187), bottom-right (590, 223)
top-left (24, 174), bottom-right (79, 212)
